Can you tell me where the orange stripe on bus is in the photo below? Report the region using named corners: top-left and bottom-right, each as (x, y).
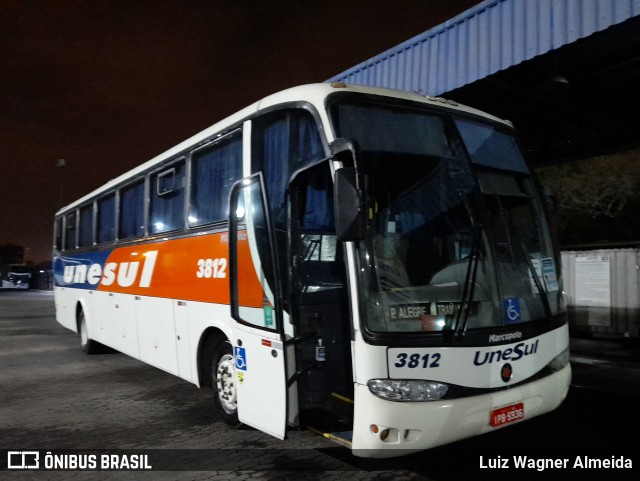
top-left (96, 232), bottom-right (265, 307)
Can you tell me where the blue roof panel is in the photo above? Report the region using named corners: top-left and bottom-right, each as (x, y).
top-left (328, 0), bottom-right (640, 95)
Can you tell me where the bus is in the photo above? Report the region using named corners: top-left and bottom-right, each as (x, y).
top-left (53, 83), bottom-right (571, 457)
top-left (1, 264), bottom-right (31, 289)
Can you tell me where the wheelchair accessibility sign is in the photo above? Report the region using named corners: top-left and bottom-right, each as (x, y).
top-left (234, 346), bottom-right (247, 371)
top-left (504, 297), bottom-right (521, 323)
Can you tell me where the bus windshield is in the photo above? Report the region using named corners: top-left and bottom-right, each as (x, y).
top-left (330, 99), bottom-right (564, 336)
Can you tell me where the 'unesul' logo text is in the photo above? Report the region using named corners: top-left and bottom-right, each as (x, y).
top-left (62, 251), bottom-right (158, 288)
top-left (473, 339), bottom-right (539, 366)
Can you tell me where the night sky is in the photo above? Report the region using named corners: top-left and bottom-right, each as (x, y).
top-left (1, 1), bottom-right (477, 264)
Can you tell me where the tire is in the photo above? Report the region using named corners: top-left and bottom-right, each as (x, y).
top-left (78, 309), bottom-right (99, 354)
top-left (211, 339), bottom-right (241, 426)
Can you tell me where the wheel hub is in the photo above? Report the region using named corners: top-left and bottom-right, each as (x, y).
top-left (216, 353), bottom-right (237, 413)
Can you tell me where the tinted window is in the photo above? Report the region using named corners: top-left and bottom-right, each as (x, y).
top-left (120, 180), bottom-right (145, 239)
top-left (78, 204), bottom-right (94, 247)
top-left (189, 131), bottom-right (242, 226)
top-left (150, 160), bottom-right (185, 234)
top-left (97, 194), bottom-right (116, 243)
top-left (54, 217), bottom-right (63, 251)
top-left (64, 212), bottom-right (77, 250)
top-left (455, 119), bottom-right (528, 173)
top-left (252, 110), bottom-right (324, 226)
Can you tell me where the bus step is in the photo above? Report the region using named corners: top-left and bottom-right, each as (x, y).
top-left (308, 427), bottom-right (353, 448)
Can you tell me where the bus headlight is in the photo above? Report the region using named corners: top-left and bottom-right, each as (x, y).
top-left (548, 348), bottom-right (570, 372)
top-left (367, 379), bottom-right (448, 402)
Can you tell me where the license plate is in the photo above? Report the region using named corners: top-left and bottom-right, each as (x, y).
top-left (490, 402), bottom-right (524, 427)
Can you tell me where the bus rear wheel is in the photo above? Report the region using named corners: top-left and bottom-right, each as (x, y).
top-left (78, 309), bottom-right (99, 354)
top-left (211, 340), bottom-right (240, 426)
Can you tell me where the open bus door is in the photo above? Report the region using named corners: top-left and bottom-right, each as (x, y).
top-left (228, 173), bottom-right (287, 439)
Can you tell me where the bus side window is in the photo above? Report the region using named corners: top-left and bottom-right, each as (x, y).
top-left (301, 166), bottom-right (335, 232)
top-left (54, 217), bottom-right (63, 252)
top-left (97, 194), bottom-right (116, 244)
top-left (251, 109), bottom-right (325, 228)
top-left (119, 180), bottom-right (145, 239)
top-left (78, 204), bottom-right (94, 247)
top-left (189, 130), bottom-right (242, 227)
top-left (150, 160), bottom-right (186, 234)
top-left (294, 164), bottom-right (343, 293)
top-left (64, 212), bottom-right (77, 250)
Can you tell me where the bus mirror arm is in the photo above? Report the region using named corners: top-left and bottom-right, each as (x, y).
top-left (330, 138), bottom-right (366, 241)
top-left (334, 167), bottom-right (366, 241)
top-left (330, 138), bottom-right (359, 170)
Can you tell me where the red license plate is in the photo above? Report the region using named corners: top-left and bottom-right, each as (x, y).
top-left (490, 402), bottom-right (524, 427)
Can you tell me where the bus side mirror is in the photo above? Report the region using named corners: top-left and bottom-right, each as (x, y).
top-left (334, 167), bottom-right (365, 241)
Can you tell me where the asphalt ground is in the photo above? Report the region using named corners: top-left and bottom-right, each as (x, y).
top-left (569, 335), bottom-right (640, 398)
top-left (1, 290), bottom-right (638, 480)
top-left (0, 290), bottom-right (425, 481)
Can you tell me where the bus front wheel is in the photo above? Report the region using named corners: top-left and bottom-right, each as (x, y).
top-left (211, 340), bottom-right (241, 426)
top-left (78, 309), bottom-right (99, 354)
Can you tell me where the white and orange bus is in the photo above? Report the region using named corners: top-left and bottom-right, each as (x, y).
top-left (53, 83), bottom-right (571, 457)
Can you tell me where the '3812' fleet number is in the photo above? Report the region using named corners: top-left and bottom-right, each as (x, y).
top-left (394, 352), bottom-right (441, 369)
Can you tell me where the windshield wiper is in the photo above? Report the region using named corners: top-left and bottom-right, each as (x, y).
top-left (519, 240), bottom-right (552, 319)
top-left (447, 224), bottom-right (483, 342)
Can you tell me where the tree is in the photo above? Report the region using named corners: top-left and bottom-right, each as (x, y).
top-left (536, 149), bottom-right (640, 245)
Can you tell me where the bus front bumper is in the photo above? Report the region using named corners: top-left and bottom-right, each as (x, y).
top-left (351, 364), bottom-right (571, 458)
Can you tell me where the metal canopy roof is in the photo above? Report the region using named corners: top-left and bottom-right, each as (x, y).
top-left (448, 14), bottom-right (640, 164)
top-left (328, 0), bottom-right (640, 164)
